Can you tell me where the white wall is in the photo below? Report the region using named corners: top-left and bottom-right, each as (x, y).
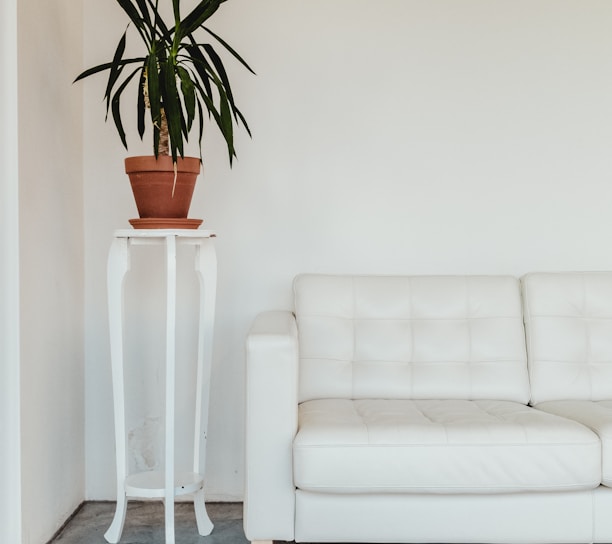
top-left (84, 0), bottom-right (612, 500)
top-left (18, 0), bottom-right (85, 541)
top-left (0, 0), bottom-right (22, 541)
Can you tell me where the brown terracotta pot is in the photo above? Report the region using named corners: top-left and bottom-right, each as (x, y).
top-left (125, 155), bottom-right (201, 219)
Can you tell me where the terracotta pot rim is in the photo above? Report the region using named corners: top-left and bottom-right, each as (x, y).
top-left (125, 155), bottom-right (201, 174)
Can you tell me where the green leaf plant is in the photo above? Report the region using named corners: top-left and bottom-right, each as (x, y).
top-left (75, 0), bottom-right (254, 166)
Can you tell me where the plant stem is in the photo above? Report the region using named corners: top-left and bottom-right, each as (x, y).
top-left (143, 67), bottom-right (170, 156)
top-left (159, 109), bottom-right (169, 156)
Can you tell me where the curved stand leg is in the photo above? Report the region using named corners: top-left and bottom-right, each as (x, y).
top-left (104, 494), bottom-right (128, 544)
top-left (194, 488), bottom-right (214, 536)
top-left (192, 238), bottom-right (217, 538)
top-left (106, 237), bottom-right (130, 544)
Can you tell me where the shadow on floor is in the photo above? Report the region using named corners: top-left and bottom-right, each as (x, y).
top-left (50, 501), bottom-right (250, 544)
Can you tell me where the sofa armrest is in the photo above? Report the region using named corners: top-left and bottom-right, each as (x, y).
top-left (244, 311), bottom-right (299, 542)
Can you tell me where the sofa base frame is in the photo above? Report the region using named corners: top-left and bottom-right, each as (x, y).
top-left (290, 487), bottom-right (612, 543)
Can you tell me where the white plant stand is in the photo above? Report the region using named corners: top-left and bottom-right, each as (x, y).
top-left (105, 229), bottom-right (217, 544)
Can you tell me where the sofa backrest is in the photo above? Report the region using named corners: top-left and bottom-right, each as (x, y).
top-left (294, 274), bottom-right (530, 403)
top-left (522, 272), bottom-right (612, 404)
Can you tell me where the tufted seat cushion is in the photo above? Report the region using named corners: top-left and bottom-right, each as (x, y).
top-left (535, 400), bottom-right (612, 488)
top-left (293, 399), bottom-right (601, 494)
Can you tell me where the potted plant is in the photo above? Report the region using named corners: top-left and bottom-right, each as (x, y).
top-left (75, 0), bottom-right (254, 228)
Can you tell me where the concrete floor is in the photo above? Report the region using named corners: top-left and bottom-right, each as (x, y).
top-left (49, 502), bottom-right (250, 544)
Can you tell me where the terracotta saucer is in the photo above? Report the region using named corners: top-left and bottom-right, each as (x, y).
top-left (129, 218), bottom-right (203, 229)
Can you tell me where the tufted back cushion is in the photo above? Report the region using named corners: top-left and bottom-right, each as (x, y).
top-left (294, 275), bottom-right (529, 403)
top-left (523, 272), bottom-right (612, 404)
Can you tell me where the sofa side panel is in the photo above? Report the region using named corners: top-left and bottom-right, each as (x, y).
top-left (244, 311), bottom-right (298, 541)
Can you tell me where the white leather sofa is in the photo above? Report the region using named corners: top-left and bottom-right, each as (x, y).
top-left (244, 272), bottom-right (612, 544)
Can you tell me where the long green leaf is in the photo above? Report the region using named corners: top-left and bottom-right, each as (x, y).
top-left (184, 44), bottom-right (214, 98)
top-left (116, 0), bottom-right (150, 43)
top-left (133, 0), bottom-right (153, 40)
top-left (234, 106), bottom-right (252, 138)
top-left (73, 57), bottom-right (144, 83)
top-left (104, 28), bottom-right (128, 112)
top-left (137, 66), bottom-right (147, 139)
top-left (188, 71), bottom-right (213, 153)
top-left (189, 47), bottom-right (227, 98)
top-left (186, 53), bottom-right (233, 147)
top-left (194, 77), bottom-right (235, 163)
top-left (145, 0), bottom-right (172, 41)
top-left (161, 60), bottom-right (184, 161)
top-left (111, 67), bottom-right (142, 149)
top-left (203, 26), bottom-right (255, 75)
top-left (147, 48), bottom-right (161, 155)
top-left (218, 90), bottom-right (235, 164)
top-left (179, 102), bottom-right (189, 140)
top-left (177, 66), bottom-right (196, 133)
top-left (200, 43), bottom-right (250, 133)
top-left (172, 0), bottom-right (181, 25)
top-left (196, 100), bottom-right (204, 160)
top-left (203, 43), bottom-right (235, 106)
top-left (179, 0), bottom-right (223, 39)
top-left (116, 0), bottom-right (143, 24)
top-left (195, 83), bottom-right (223, 129)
